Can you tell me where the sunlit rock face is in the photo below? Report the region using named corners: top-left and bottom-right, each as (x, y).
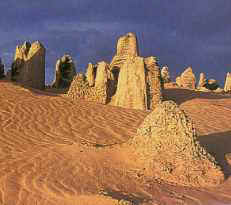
top-left (161, 66), bottom-right (171, 83)
top-left (11, 41), bottom-right (45, 90)
top-left (197, 73), bottom-right (206, 89)
top-left (67, 32), bottom-right (163, 110)
top-left (224, 72), bottom-right (231, 92)
top-left (144, 56), bottom-right (163, 110)
top-left (67, 61), bottom-right (113, 104)
top-left (86, 63), bottom-right (95, 87)
top-left (131, 100), bottom-right (225, 187)
top-left (111, 57), bottom-right (147, 110)
top-left (110, 32), bottom-right (139, 70)
top-left (180, 67), bottom-right (196, 89)
top-left (52, 54), bottom-right (76, 89)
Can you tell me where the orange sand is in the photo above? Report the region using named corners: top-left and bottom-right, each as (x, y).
top-left (1, 80), bottom-right (231, 205)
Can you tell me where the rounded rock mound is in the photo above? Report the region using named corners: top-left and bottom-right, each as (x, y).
top-left (131, 101), bottom-right (224, 187)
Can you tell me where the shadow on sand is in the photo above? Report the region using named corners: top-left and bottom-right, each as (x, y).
top-left (198, 131), bottom-right (231, 178)
top-left (163, 88), bottom-right (231, 105)
top-left (100, 189), bottom-right (153, 205)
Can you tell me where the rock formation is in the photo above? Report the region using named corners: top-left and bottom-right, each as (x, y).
top-left (0, 58), bottom-right (5, 78)
top-left (144, 57), bottom-right (163, 110)
top-left (204, 79), bottom-right (219, 91)
top-left (52, 54), bottom-right (76, 88)
top-left (11, 41), bottom-right (45, 90)
top-left (180, 67), bottom-right (196, 89)
top-left (86, 63), bottom-right (96, 87)
top-left (131, 101), bottom-right (224, 187)
top-left (67, 32), bottom-right (163, 110)
top-left (67, 61), bottom-right (112, 104)
top-left (161, 66), bottom-right (171, 83)
top-left (224, 72), bottom-right (231, 92)
top-left (112, 57), bottom-right (147, 110)
top-left (197, 74), bottom-right (221, 92)
top-left (175, 76), bottom-right (181, 87)
top-left (197, 73), bottom-right (206, 89)
top-left (110, 32), bottom-right (138, 69)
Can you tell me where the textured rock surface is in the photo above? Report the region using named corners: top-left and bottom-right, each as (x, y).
top-left (52, 54), bottom-right (76, 88)
top-left (112, 57), bottom-right (147, 110)
top-left (144, 57), bottom-right (163, 110)
top-left (67, 62), bottom-right (112, 104)
top-left (86, 63), bottom-right (95, 87)
top-left (175, 76), bottom-right (181, 87)
top-left (161, 66), bottom-right (171, 83)
top-left (224, 72), bottom-right (231, 92)
top-left (95, 62), bottom-right (111, 88)
top-left (205, 79), bottom-right (219, 91)
top-left (67, 33), bottom-right (163, 110)
top-left (11, 41), bottom-right (45, 89)
top-left (0, 58), bottom-right (5, 78)
top-left (197, 73), bottom-right (206, 89)
top-left (131, 101), bottom-right (224, 187)
top-left (110, 32), bottom-right (139, 69)
top-left (180, 67), bottom-right (196, 89)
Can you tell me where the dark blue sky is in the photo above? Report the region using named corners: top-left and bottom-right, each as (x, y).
top-left (0, 0), bottom-right (231, 85)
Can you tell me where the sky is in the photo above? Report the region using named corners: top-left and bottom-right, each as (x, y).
top-left (0, 0), bottom-right (231, 85)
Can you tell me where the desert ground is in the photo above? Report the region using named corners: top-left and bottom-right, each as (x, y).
top-left (1, 80), bottom-right (231, 205)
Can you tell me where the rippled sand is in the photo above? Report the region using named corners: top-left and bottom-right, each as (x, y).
top-left (1, 80), bottom-right (231, 205)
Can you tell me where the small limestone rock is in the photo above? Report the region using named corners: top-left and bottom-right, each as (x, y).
top-left (197, 73), bottom-right (206, 89)
top-left (161, 66), bottom-right (171, 83)
top-left (52, 54), bottom-right (76, 88)
top-left (131, 101), bottom-right (224, 187)
top-left (11, 41), bottom-right (45, 90)
top-left (180, 67), bottom-right (196, 89)
top-left (224, 72), bottom-right (231, 92)
top-left (86, 63), bottom-right (95, 87)
top-left (175, 76), bottom-right (181, 87)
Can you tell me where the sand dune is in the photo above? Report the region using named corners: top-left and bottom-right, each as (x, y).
top-left (1, 80), bottom-right (231, 205)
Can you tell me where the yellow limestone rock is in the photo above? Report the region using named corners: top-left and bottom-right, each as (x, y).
top-left (95, 61), bottom-right (110, 88)
top-left (224, 72), bottom-right (231, 92)
top-left (67, 61), bottom-right (112, 104)
top-left (197, 72), bottom-right (206, 89)
top-left (131, 101), bottom-right (224, 187)
top-left (112, 57), bottom-right (147, 110)
top-left (180, 67), bottom-right (196, 89)
top-left (86, 63), bottom-right (95, 87)
top-left (11, 41), bottom-right (45, 90)
top-left (110, 32), bottom-right (139, 69)
top-left (161, 66), bottom-right (171, 83)
top-left (176, 76), bottom-right (181, 87)
top-left (144, 57), bottom-right (163, 110)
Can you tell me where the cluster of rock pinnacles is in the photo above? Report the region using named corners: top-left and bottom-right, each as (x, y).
top-left (0, 32), bottom-right (230, 106)
top-left (1, 32), bottom-right (230, 187)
